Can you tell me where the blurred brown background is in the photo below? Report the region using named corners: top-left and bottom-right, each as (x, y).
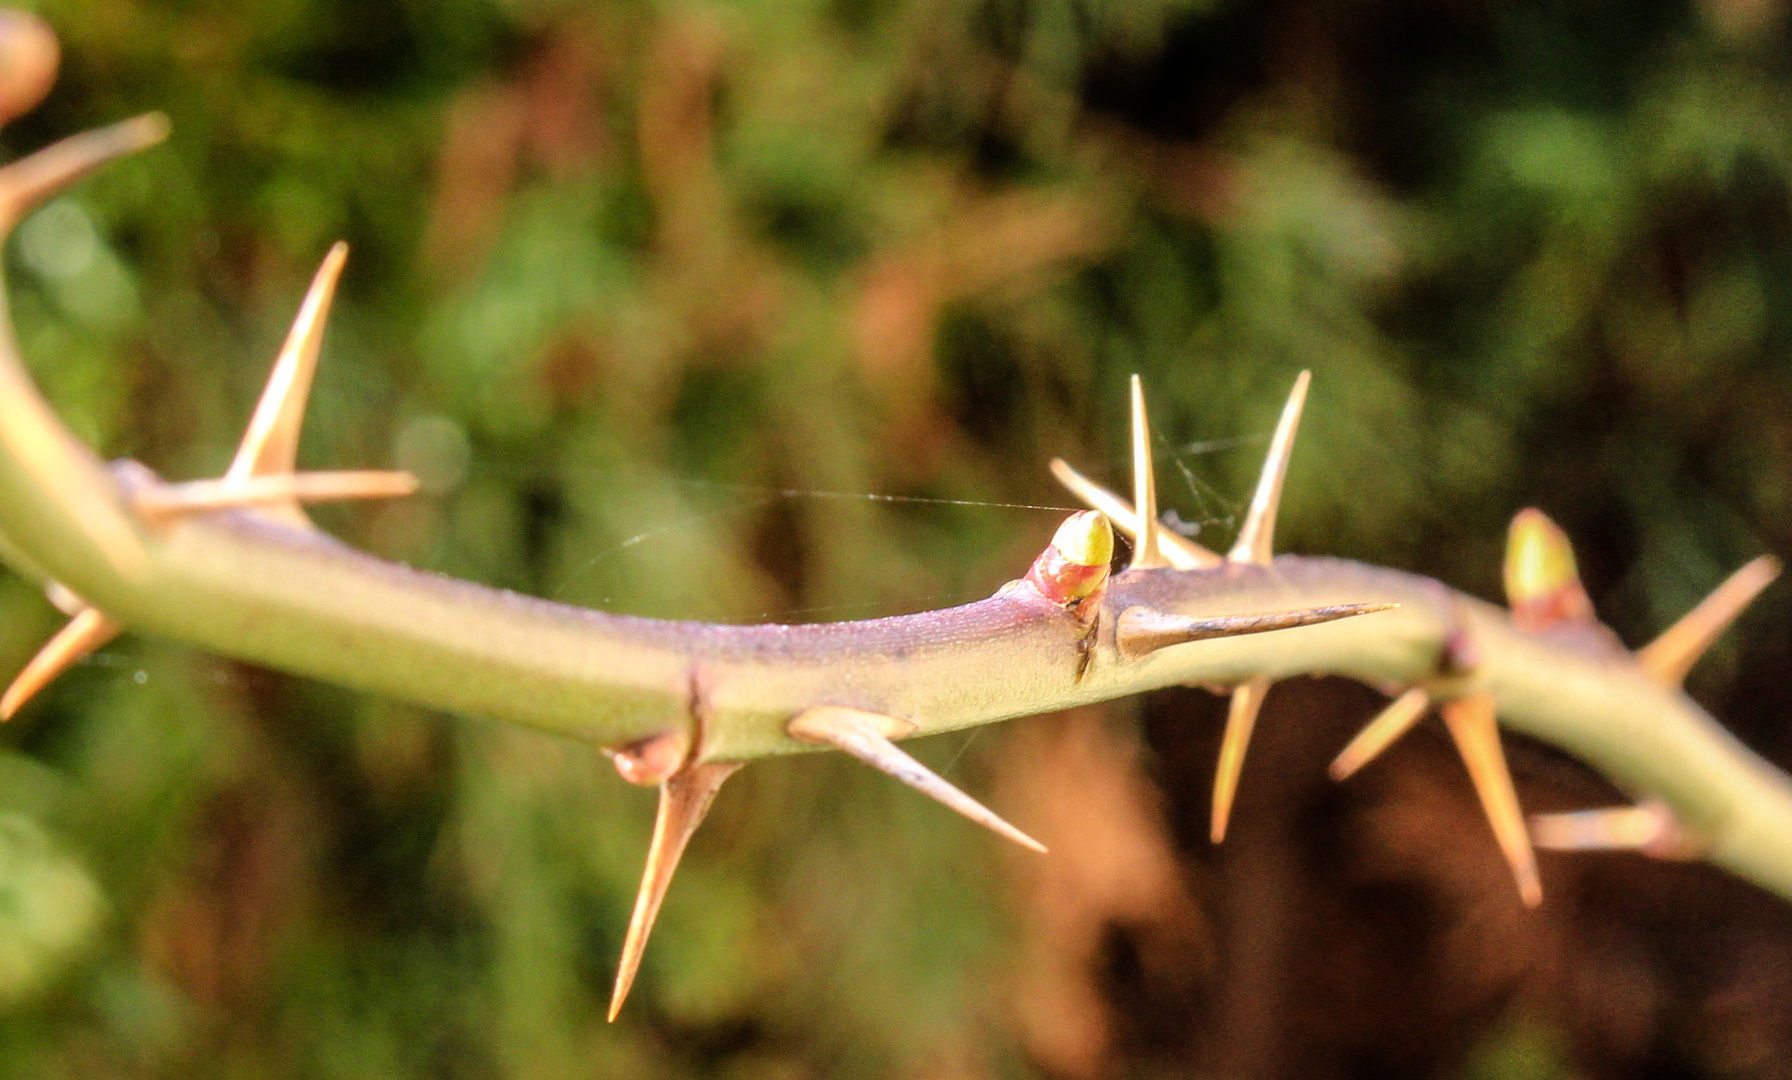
top-left (0, 0), bottom-right (1788, 1075)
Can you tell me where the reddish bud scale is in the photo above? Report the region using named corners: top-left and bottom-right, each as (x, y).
top-left (1510, 587), bottom-right (1596, 635)
top-left (1504, 508), bottom-right (1595, 633)
top-left (1024, 546), bottom-right (1109, 606)
top-left (1022, 511), bottom-right (1115, 610)
top-left (607, 730), bottom-right (690, 786)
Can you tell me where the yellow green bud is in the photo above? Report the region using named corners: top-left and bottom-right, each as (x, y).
top-left (1504, 508), bottom-right (1593, 631)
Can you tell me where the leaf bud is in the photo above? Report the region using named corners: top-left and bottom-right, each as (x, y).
top-left (1024, 511), bottom-right (1114, 607)
top-left (1503, 508), bottom-right (1594, 632)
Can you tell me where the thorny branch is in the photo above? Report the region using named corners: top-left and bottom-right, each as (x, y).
top-left (0, 13), bottom-right (1785, 1019)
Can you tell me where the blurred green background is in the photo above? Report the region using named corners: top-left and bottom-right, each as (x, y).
top-left (0, 0), bottom-right (1788, 1076)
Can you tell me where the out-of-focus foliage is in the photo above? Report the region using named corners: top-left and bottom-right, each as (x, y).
top-left (0, 0), bottom-right (1787, 1076)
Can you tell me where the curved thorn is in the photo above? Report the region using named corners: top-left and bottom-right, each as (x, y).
top-left (0, 114), bottom-right (170, 233)
top-left (1048, 459), bottom-right (1221, 569)
top-left (1637, 555), bottom-right (1781, 687)
top-left (134, 470), bottom-right (419, 522)
top-left (1211, 676), bottom-right (1270, 843)
top-left (1128, 375), bottom-right (1166, 570)
top-left (1229, 371), bottom-right (1310, 567)
top-left (1, 605), bottom-right (120, 719)
top-left (1441, 692), bottom-right (1542, 906)
top-left (1330, 688), bottom-right (1431, 780)
top-left (1117, 602), bottom-right (1399, 660)
top-left (1530, 802), bottom-right (1676, 852)
top-left (787, 706), bottom-right (1046, 853)
top-left (608, 760), bottom-right (742, 1022)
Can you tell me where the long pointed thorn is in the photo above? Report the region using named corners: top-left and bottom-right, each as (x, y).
top-left (1440, 692), bottom-right (1542, 907)
top-left (1530, 802), bottom-right (1678, 853)
top-left (1116, 602), bottom-right (1399, 660)
top-left (787, 706), bottom-right (1046, 853)
top-left (0, 114), bottom-right (170, 233)
top-left (1, 605), bottom-right (121, 719)
top-left (1128, 375), bottom-right (1167, 570)
top-left (227, 242), bottom-right (349, 525)
top-left (134, 470), bottom-right (419, 521)
top-left (608, 760), bottom-right (742, 1022)
top-left (1211, 676), bottom-right (1269, 843)
top-left (1229, 371), bottom-right (1309, 567)
top-left (1636, 555), bottom-right (1781, 687)
top-left (1330, 688), bottom-right (1431, 780)
top-left (1048, 458), bottom-right (1222, 569)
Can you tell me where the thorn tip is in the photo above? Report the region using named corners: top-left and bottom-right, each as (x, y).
top-left (608, 760), bottom-right (741, 1021)
top-left (225, 242), bottom-right (352, 528)
top-left (132, 470), bottom-right (418, 522)
top-left (1117, 602), bottom-right (1397, 660)
top-left (1441, 692), bottom-right (1542, 907)
top-left (1636, 555), bottom-right (1781, 686)
top-left (1128, 375), bottom-right (1166, 570)
top-left (0, 114), bottom-right (170, 233)
top-left (1228, 371), bottom-right (1309, 568)
top-left (1, 605), bottom-right (120, 719)
top-left (1330, 688), bottom-right (1431, 780)
top-left (1211, 676), bottom-right (1270, 843)
top-left (788, 706), bottom-right (1046, 853)
top-left (1530, 802), bottom-right (1677, 853)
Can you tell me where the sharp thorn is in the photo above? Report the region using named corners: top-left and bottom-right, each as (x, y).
top-left (1503, 508), bottom-right (1595, 632)
top-left (1636, 555), bottom-right (1781, 687)
top-left (0, 114), bottom-right (170, 233)
top-left (608, 760), bottom-right (742, 1022)
top-left (133, 470), bottom-right (419, 521)
top-left (787, 706), bottom-right (1046, 853)
top-left (259, 469), bottom-right (419, 504)
top-left (1441, 692), bottom-right (1542, 906)
top-left (1329, 688), bottom-right (1431, 780)
top-left (1048, 458), bottom-right (1222, 569)
top-left (1211, 676), bottom-right (1269, 843)
top-left (225, 242), bottom-right (349, 528)
top-left (1530, 802), bottom-right (1678, 852)
top-left (1117, 602), bottom-right (1399, 660)
top-left (229, 242), bottom-right (347, 482)
top-left (1229, 371), bottom-right (1309, 567)
top-left (1, 605), bottom-right (120, 719)
top-left (1128, 375), bottom-right (1167, 571)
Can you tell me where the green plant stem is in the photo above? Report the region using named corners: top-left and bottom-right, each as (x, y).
top-left (0, 121), bottom-right (1788, 906)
